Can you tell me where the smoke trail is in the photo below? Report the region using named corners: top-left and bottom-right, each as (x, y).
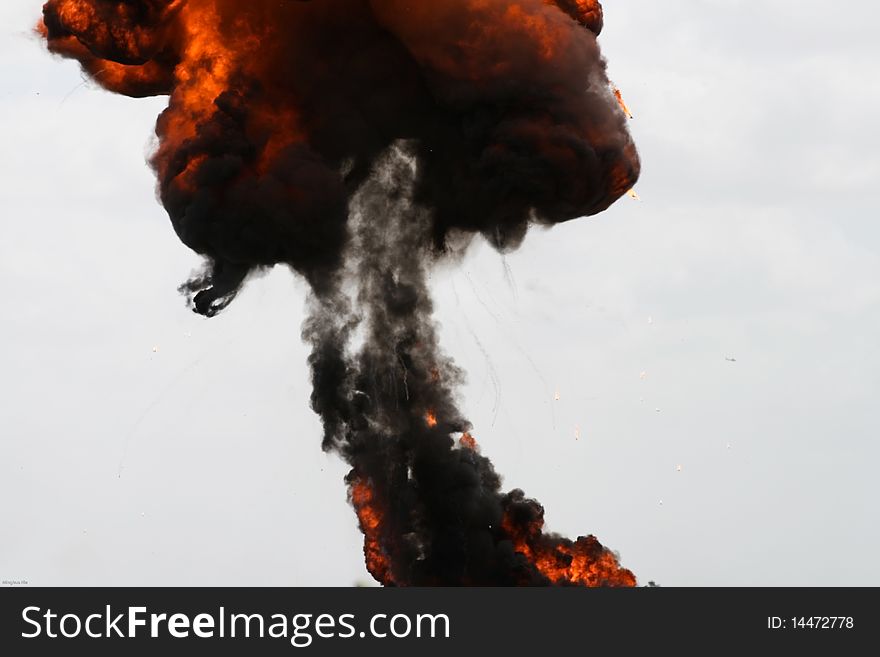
top-left (40, 0), bottom-right (639, 585)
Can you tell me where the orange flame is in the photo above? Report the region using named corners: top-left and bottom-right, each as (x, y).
top-left (40, 0), bottom-right (305, 193)
top-left (544, 0), bottom-right (604, 34)
top-left (613, 86), bottom-right (634, 119)
top-left (425, 410), bottom-right (438, 427)
top-left (460, 432), bottom-right (478, 450)
top-left (502, 510), bottom-right (636, 587)
top-left (349, 478), bottom-right (394, 586)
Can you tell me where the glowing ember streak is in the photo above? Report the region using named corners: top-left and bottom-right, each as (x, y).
top-left (613, 86), bottom-right (634, 119)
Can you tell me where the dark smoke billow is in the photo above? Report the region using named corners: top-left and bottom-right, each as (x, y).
top-left (41, 0), bottom-right (640, 585)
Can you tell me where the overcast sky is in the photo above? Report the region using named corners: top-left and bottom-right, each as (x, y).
top-left (2, 1), bottom-right (879, 586)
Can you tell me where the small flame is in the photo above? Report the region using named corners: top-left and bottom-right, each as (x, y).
top-left (612, 86), bottom-right (634, 119)
top-left (626, 189), bottom-right (640, 201)
top-left (460, 432), bottom-right (478, 450)
top-left (425, 411), bottom-right (438, 427)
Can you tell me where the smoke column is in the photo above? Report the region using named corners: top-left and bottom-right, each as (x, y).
top-left (40, 0), bottom-right (640, 585)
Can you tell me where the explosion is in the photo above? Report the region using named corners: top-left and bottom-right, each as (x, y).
top-left (40, 0), bottom-right (640, 586)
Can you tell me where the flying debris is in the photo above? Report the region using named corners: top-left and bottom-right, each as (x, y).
top-left (725, 357), bottom-right (737, 362)
top-left (554, 390), bottom-right (561, 401)
top-left (626, 189), bottom-right (641, 201)
top-left (675, 465), bottom-right (682, 472)
top-left (39, 0), bottom-right (639, 587)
